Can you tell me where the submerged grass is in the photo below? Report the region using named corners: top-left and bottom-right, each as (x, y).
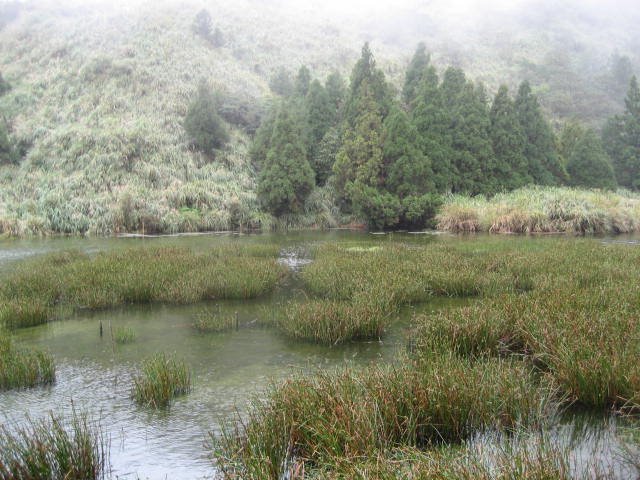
top-left (132, 353), bottom-right (191, 409)
top-left (0, 245), bottom-right (286, 329)
top-left (193, 307), bottom-right (237, 333)
top-left (112, 326), bottom-right (136, 345)
top-left (0, 334), bottom-right (55, 390)
top-left (0, 411), bottom-right (108, 480)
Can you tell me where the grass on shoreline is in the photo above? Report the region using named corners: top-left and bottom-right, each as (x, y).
top-left (437, 186), bottom-right (640, 234)
top-left (0, 245), bottom-right (286, 329)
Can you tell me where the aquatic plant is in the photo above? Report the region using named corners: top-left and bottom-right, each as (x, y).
top-left (0, 411), bottom-right (108, 480)
top-left (192, 308), bottom-right (237, 333)
top-left (0, 334), bottom-right (55, 390)
top-left (112, 326), bottom-right (136, 345)
top-left (214, 356), bottom-right (557, 478)
top-left (132, 353), bottom-right (191, 409)
top-left (279, 297), bottom-right (392, 344)
top-left (0, 246), bottom-right (286, 329)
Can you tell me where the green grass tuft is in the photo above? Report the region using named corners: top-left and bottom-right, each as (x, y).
top-left (132, 353), bottom-right (191, 409)
top-left (0, 334), bottom-right (55, 390)
top-left (0, 411), bottom-right (108, 480)
top-left (112, 326), bottom-right (136, 345)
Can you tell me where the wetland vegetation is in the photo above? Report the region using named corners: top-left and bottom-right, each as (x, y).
top-left (0, 411), bottom-right (108, 480)
top-left (1, 233), bottom-right (638, 478)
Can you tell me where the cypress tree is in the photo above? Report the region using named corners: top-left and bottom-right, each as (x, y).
top-left (325, 71), bottom-right (346, 119)
top-left (558, 120), bottom-right (585, 168)
top-left (343, 43), bottom-right (391, 126)
top-left (184, 81), bottom-right (229, 155)
top-left (305, 79), bottom-right (334, 167)
top-left (257, 104), bottom-right (315, 215)
top-left (410, 66), bottom-right (453, 192)
top-left (489, 85), bottom-right (530, 190)
top-left (448, 78), bottom-right (495, 194)
top-left (403, 42), bottom-right (430, 107)
top-left (269, 67), bottom-right (293, 97)
top-left (294, 66), bottom-right (311, 98)
top-left (250, 106), bottom-right (277, 167)
top-left (383, 107), bottom-right (434, 199)
top-left (313, 127), bottom-right (341, 187)
top-left (515, 81), bottom-right (566, 185)
top-left (567, 129), bottom-right (617, 190)
top-left (333, 80), bottom-right (385, 210)
top-left (603, 76), bottom-right (640, 189)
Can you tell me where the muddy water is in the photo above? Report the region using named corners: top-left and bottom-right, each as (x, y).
top-left (0, 231), bottom-right (638, 479)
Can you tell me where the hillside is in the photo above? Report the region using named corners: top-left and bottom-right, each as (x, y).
top-left (0, 0), bottom-right (638, 235)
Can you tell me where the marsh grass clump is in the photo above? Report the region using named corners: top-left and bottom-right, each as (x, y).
top-left (0, 411), bottom-right (108, 480)
top-left (0, 335), bottom-right (55, 390)
top-left (192, 308), bottom-right (236, 333)
top-left (132, 353), bottom-right (191, 409)
top-left (213, 356), bottom-right (557, 478)
top-left (410, 241), bottom-right (640, 410)
top-left (280, 297), bottom-right (393, 344)
top-left (0, 246), bottom-right (286, 329)
top-left (112, 326), bottom-right (136, 345)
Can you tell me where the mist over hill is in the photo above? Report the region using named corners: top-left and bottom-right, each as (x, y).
top-left (0, 0), bottom-right (638, 235)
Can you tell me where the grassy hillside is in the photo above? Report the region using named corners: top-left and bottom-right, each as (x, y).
top-left (0, 0), bottom-right (638, 235)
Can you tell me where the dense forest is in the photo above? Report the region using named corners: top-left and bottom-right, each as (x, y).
top-left (0, 0), bottom-right (639, 233)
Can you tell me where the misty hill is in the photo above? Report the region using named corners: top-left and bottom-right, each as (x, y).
top-left (0, 0), bottom-right (638, 235)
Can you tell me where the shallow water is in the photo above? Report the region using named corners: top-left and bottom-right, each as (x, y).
top-left (0, 231), bottom-right (638, 479)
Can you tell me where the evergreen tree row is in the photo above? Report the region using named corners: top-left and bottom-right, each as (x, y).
top-left (252, 44), bottom-right (634, 229)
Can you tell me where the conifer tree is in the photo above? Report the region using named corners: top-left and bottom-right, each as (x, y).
top-left (403, 43), bottom-right (430, 107)
top-left (383, 107), bottom-right (434, 199)
top-left (490, 86), bottom-right (531, 190)
top-left (567, 129), bottom-right (617, 189)
top-left (313, 127), bottom-right (341, 187)
top-left (257, 105), bottom-right (315, 215)
top-left (410, 66), bottom-right (453, 192)
top-left (184, 81), bottom-right (229, 155)
top-left (294, 66), bottom-right (311, 98)
top-left (558, 120), bottom-right (585, 167)
top-left (193, 9), bottom-right (212, 39)
top-left (446, 76), bottom-right (495, 194)
top-left (333, 80), bottom-right (385, 210)
top-left (515, 81), bottom-right (566, 185)
top-left (269, 67), bottom-right (293, 97)
top-left (325, 71), bottom-right (346, 118)
top-left (250, 107), bottom-right (277, 167)
top-left (305, 79), bottom-right (334, 166)
top-left (343, 43), bottom-right (391, 126)
top-left (603, 76), bottom-right (640, 189)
